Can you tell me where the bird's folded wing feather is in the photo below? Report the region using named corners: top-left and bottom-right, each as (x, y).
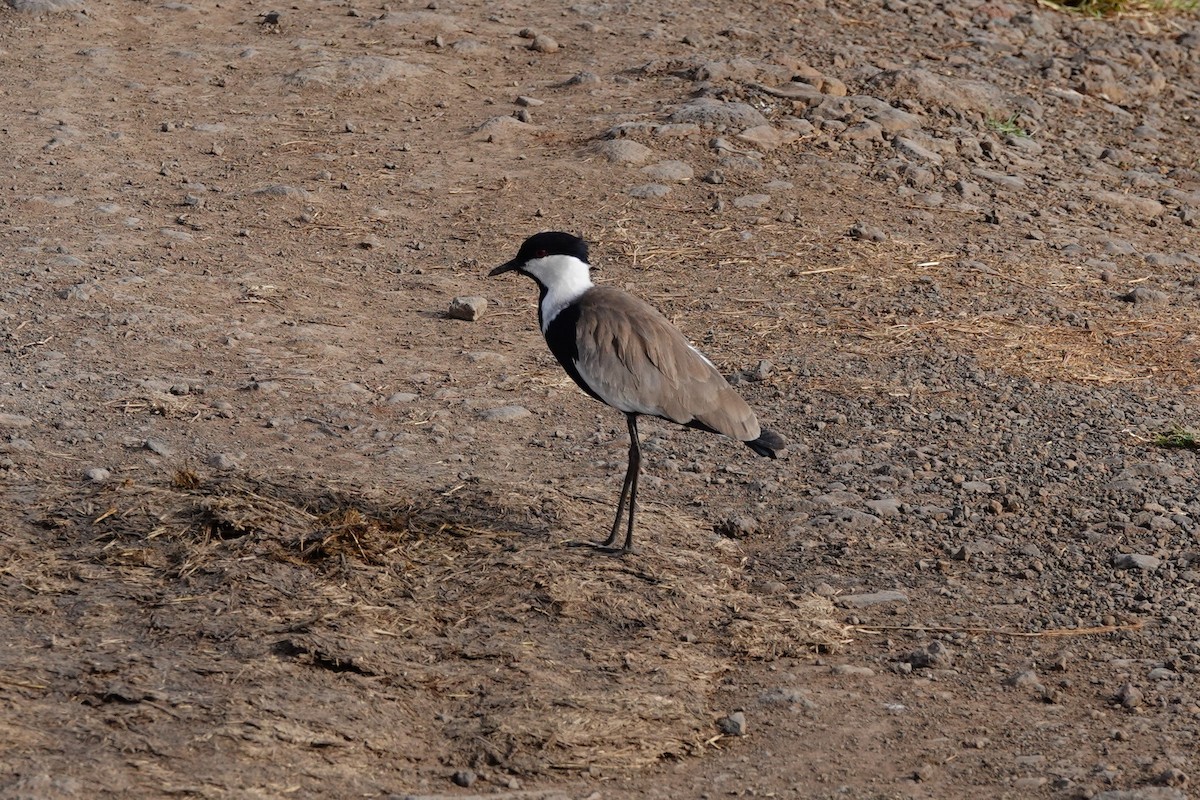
top-left (573, 288), bottom-right (760, 441)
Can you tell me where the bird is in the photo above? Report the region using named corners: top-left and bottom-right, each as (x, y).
top-left (489, 231), bottom-right (786, 553)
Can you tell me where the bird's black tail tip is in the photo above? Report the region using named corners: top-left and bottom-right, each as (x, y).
top-left (746, 428), bottom-right (787, 459)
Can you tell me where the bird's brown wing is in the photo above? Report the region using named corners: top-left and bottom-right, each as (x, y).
top-left (572, 287), bottom-right (762, 442)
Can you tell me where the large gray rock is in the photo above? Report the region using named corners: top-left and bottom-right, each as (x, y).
top-left (866, 67), bottom-right (1007, 115)
top-left (669, 98), bottom-right (767, 129)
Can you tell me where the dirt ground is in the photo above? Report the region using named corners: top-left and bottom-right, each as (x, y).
top-left (2, 0), bottom-right (1200, 797)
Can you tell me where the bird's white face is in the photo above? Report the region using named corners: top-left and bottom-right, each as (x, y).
top-left (522, 253), bottom-right (591, 293)
top-left (523, 254), bottom-right (595, 331)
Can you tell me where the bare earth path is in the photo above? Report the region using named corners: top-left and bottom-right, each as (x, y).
top-left (1, 0), bottom-right (1199, 797)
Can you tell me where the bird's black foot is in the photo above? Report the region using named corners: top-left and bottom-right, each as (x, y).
top-left (590, 539), bottom-right (636, 556)
top-left (565, 539), bottom-right (636, 555)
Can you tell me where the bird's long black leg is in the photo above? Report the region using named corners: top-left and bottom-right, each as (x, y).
top-left (600, 414), bottom-right (640, 550)
top-left (622, 414), bottom-right (641, 553)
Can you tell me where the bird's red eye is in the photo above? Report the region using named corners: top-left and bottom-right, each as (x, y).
top-left (536, 249), bottom-right (548, 258)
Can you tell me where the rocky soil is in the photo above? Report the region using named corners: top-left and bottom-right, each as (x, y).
top-left (2, 0), bottom-right (1199, 798)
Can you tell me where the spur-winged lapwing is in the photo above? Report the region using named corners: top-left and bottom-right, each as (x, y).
top-left (489, 231), bottom-right (786, 553)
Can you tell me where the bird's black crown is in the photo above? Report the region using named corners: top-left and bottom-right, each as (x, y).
top-left (489, 231), bottom-right (591, 278)
top-left (511, 231), bottom-right (589, 266)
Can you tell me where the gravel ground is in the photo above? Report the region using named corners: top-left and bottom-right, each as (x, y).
top-left (1, 0), bottom-right (1198, 797)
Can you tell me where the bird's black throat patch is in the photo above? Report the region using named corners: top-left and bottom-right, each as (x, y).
top-left (543, 304), bottom-right (605, 404)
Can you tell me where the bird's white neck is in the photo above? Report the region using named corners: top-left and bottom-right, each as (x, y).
top-left (526, 254), bottom-right (594, 333)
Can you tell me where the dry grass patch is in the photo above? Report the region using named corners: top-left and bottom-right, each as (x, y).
top-left (10, 472), bottom-right (847, 776)
top-left (851, 314), bottom-right (1199, 385)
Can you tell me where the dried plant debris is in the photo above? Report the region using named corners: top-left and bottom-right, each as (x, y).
top-left (11, 473), bottom-right (846, 775)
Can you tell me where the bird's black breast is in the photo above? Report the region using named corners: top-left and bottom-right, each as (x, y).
top-left (543, 304), bottom-right (606, 404)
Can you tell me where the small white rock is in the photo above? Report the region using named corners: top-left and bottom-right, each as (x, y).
top-left (207, 453), bottom-right (238, 470)
top-left (448, 296), bottom-right (488, 321)
top-left (479, 405), bottom-right (531, 422)
top-left (144, 439), bottom-right (173, 457)
top-left (592, 139), bottom-right (655, 165)
top-left (628, 183), bottom-right (671, 199)
top-left (640, 160), bottom-right (694, 183)
top-left (1113, 553), bottom-right (1160, 571)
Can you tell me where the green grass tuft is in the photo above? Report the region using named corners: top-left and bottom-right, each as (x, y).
top-left (986, 114), bottom-right (1029, 138)
top-left (1153, 425), bottom-right (1199, 450)
top-left (1038, 0), bottom-right (1198, 16)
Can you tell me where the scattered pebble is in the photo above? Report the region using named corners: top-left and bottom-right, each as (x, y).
top-left (715, 515), bottom-right (757, 538)
top-left (448, 295), bottom-right (487, 321)
top-left (865, 498), bottom-right (901, 518)
top-left (58, 283), bottom-right (95, 301)
top-left (1115, 682), bottom-right (1144, 709)
top-left (592, 139), bottom-right (655, 164)
top-left (9, 0), bottom-right (86, 11)
top-left (1004, 669), bottom-right (1042, 690)
top-left (476, 115), bottom-right (539, 142)
top-left (849, 222), bottom-right (888, 242)
top-left (732, 194), bottom-right (771, 209)
top-left (529, 34), bottom-right (559, 53)
top-left (629, 183), bottom-right (671, 199)
top-left (735, 124), bottom-right (799, 151)
top-left (668, 98), bottom-right (767, 128)
top-left (893, 136), bottom-right (944, 166)
top-left (479, 405), bottom-right (531, 422)
top-left (1155, 768), bottom-right (1189, 788)
top-left (144, 439), bottom-right (173, 457)
top-left (760, 687), bottom-right (815, 708)
top-left (747, 359), bottom-right (773, 381)
top-left (717, 711), bottom-right (747, 736)
top-left (1120, 287), bottom-right (1170, 305)
top-left (1093, 790), bottom-right (1187, 800)
top-left (1090, 189), bottom-right (1165, 219)
top-left (836, 590), bottom-right (909, 609)
top-left (904, 640), bottom-right (952, 669)
top-left (252, 183), bottom-right (310, 200)
top-left (561, 71), bottom-right (600, 86)
top-left (840, 119), bottom-right (884, 142)
top-left (972, 168), bottom-right (1026, 191)
top-left (640, 160), bottom-right (693, 182)
top-left (1114, 553), bottom-right (1161, 571)
top-left (207, 453), bottom-right (238, 470)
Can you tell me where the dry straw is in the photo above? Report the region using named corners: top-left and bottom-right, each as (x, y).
top-left (28, 471), bottom-right (847, 773)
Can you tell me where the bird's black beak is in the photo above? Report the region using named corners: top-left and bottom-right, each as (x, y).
top-left (489, 259), bottom-right (519, 277)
